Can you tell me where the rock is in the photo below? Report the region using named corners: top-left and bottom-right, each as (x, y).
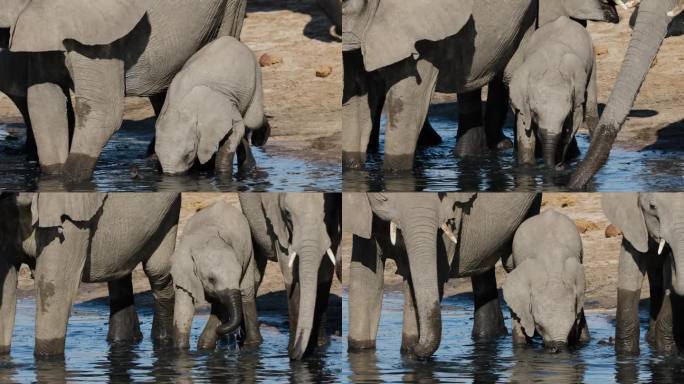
top-left (315, 65), bottom-right (333, 78)
top-left (259, 53), bottom-right (283, 67)
top-left (594, 45), bottom-right (609, 56)
top-left (605, 224), bottom-right (622, 238)
top-left (575, 218), bottom-right (599, 234)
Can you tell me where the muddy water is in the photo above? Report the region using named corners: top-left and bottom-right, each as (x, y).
top-left (343, 103), bottom-right (684, 192)
top-left (342, 292), bottom-right (684, 383)
top-left (0, 295), bottom-right (341, 383)
top-left (0, 121), bottom-right (340, 192)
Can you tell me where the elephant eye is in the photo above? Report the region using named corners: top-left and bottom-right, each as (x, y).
top-left (208, 276), bottom-right (216, 285)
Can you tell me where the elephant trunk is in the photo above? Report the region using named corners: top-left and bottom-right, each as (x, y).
top-left (545, 340), bottom-right (568, 354)
top-left (542, 133), bottom-right (561, 169)
top-left (403, 207), bottom-right (441, 359)
top-left (290, 241), bottom-right (322, 360)
top-left (669, 226), bottom-right (684, 296)
top-left (216, 289), bottom-right (243, 336)
top-left (569, 0), bottom-right (676, 188)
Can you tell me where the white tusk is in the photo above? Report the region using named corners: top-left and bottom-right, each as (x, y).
top-left (288, 250), bottom-right (297, 268)
top-left (441, 223), bottom-right (458, 244)
top-left (327, 248), bottom-right (336, 265)
top-left (658, 239), bottom-right (667, 255)
top-left (390, 221), bottom-right (397, 245)
top-left (614, 0), bottom-right (628, 10)
top-left (668, 6), bottom-right (684, 17)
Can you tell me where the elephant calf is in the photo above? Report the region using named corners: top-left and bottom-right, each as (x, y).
top-left (509, 16), bottom-right (598, 169)
top-left (503, 209), bottom-right (589, 352)
top-left (155, 36), bottom-right (269, 177)
top-left (170, 200), bottom-right (261, 350)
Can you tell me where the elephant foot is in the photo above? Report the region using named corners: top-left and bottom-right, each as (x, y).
top-left (383, 154), bottom-right (415, 172)
top-left (198, 313), bottom-right (223, 351)
top-left (34, 338), bottom-right (65, 359)
top-left (342, 151), bottom-right (366, 170)
top-left (347, 338), bottom-right (376, 351)
top-left (40, 163), bottom-right (64, 176)
top-left (108, 305), bottom-right (143, 344)
top-left (173, 332), bottom-right (191, 350)
top-left (455, 126), bottom-right (488, 158)
top-left (61, 153), bottom-right (97, 183)
top-left (471, 269), bottom-right (508, 342)
top-left (400, 333), bottom-right (418, 355)
top-left (615, 289), bottom-right (641, 355)
top-left (0, 345), bottom-right (10, 355)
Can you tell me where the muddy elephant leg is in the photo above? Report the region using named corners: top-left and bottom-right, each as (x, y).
top-left (145, 91), bottom-right (167, 157)
top-left (383, 59), bottom-right (438, 171)
top-left (241, 298), bottom-right (262, 347)
top-left (653, 290), bottom-right (676, 353)
top-left (312, 276), bottom-right (333, 348)
top-left (646, 254), bottom-right (666, 344)
top-left (198, 303), bottom-right (225, 350)
top-left (576, 309), bottom-right (591, 344)
top-left (455, 89), bottom-right (487, 157)
top-left (511, 317), bottom-right (528, 346)
top-left (401, 279), bottom-right (419, 354)
top-left (342, 50), bottom-right (375, 169)
top-left (0, 258), bottom-right (18, 354)
top-left (615, 240), bottom-right (646, 355)
top-left (107, 274), bottom-right (142, 343)
top-left (62, 49), bottom-right (125, 182)
top-left (236, 138), bottom-right (257, 175)
top-left (471, 268), bottom-right (507, 341)
top-left (34, 221), bottom-right (89, 357)
top-left (485, 77), bottom-right (512, 150)
top-left (348, 236), bottom-right (384, 351)
top-left (26, 82), bottom-right (70, 175)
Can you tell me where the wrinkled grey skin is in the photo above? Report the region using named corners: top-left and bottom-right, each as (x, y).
top-left (502, 209), bottom-right (588, 352)
top-left (602, 193), bottom-right (684, 355)
top-left (155, 37), bottom-right (268, 177)
top-left (510, 17), bottom-right (598, 170)
top-left (344, 192), bottom-right (540, 359)
top-left (170, 200), bottom-right (261, 351)
top-left (342, 0), bottom-right (618, 171)
top-left (569, 0), bottom-right (683, 188)
top-left (0, 193), bottom-right (180, 358)
top-left (0, 0), bottom-right (246, 182)
top-left (238, 193), bottom-right (341, 360)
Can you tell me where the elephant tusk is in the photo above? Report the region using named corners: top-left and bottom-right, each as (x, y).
top-left (327, 248), bottom-right (336, 265)
top-left (668, 5), bottom-right (684, 17)
top-left (624, 0), bottom-right (640, 8)
top-left (390, 221), bottom-right (397, 245)
top-left (288, 250), bottom-right (297, 268)
top-left (658, 239), bottom-right (667, 255)
top-left (614, 0), bottom-right (628, 10)
top-left (441, 223), bottom-right (458, 244)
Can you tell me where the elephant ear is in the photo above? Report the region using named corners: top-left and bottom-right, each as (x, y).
top-left (0, 0), bottom-right (29, 28)
top-left (359, 0), bottom-right (474, 71)
top-left (32, 193), bottom-right (106, 228)
top-left (342, 193), bottom-right (372, 239)
top-left (503, 262), bottom-right (536, 338)
top-left (509, 66), bottom-right (533, 134)
top-left (262, 194), bottom-right (290, 249)
top-left (9, 0), bottom-right (148, 52)
top-left (193, 87), bottom-right (241, 165)
top-left (171, 243), bottom-right (205, 305)
top-left (563, 258), bottom-right (585, 315)
top-left (601, 193), bottom-right (648, 253)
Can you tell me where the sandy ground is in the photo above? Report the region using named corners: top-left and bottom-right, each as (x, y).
top-left (0, 0), bottom-right (341, 163)
top-left (340, 193), bottom-right (639, 311)
top-left (432, 7), bottom-right (684, 152)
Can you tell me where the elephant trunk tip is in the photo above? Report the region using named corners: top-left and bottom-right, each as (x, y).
top-left (289, 327), bottom-right (313, 360)
top-left (215, 289), bottom-right (243, 336)
top-left (545, 340), bottom-right (568, 353)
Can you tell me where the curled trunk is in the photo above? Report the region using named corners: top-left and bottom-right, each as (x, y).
top-left (216, 289), bottom-right (243, 335)
top-left (290, 242), bottom-right (322, 360)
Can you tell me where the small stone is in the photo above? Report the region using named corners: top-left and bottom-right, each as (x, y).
top-left (259, 53), bottom-right (282, 67)
top-left (605, 224), bottom-right (622, 238)
top-left (575, 218), bottom-right (599, 234)
top-left (594, 45), bottom-right (609, 56)
top-left (315, 65), bottom-right (333, 78)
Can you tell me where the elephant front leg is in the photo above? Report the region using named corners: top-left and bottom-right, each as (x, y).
top-left (198, 303), bottom-right (225, 350)
top-left (615, 241), bottom-right (646, 355)
top-left (455, 89), bottom-right (487, 158)
top-left (471, 268), bottom-right (507, 341)
top-left (62, 49), bottom-right (125, 183)
top-left (0, 258), bottom-right (18, 354)
top-left (652, 290), bottom-right (676, 354)
top-left (401, 279), bottom-right (419, 354)
top-left (236, 138), bottom-right (257, 176)
top-left (342, 50), bottom-right (375, 170)
top-left (511, 317), bottom-right (528, 346)
top-left (26, 83), bottom-right (71, 175)
top-left (348, 236), bottom-right (384, 351)
top-left (240, 298), bottom-right (262, 347)
top-left (107, 274), bottom-right (142, 344)
top-left (485, 77), bottom-right (513, 151)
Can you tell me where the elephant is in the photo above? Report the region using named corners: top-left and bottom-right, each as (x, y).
top-left (568, 0), bottom-right (684, 188)
top-left (155, 36), bottom-right (269, 177)
top-left (502, 209), bottom-right (589, 352)
top-left (343, 192), bottom-right (541, 359)
top-left (170, 200), bottom-right (262, 350)
top-left (317, 0), bottom-right (342, 36)
top-left (0, 0), bottom-right (246, 182)
top-left (238, 193), bottom-right (341, 360)
top-left (0, 192), bottom-right (181, 357)
top-left (509, 16), bottom-right (598, 170)
top-left (341, 0), bottom-right (619, 172)
top-left (602, 193), bottom-right (684, 354)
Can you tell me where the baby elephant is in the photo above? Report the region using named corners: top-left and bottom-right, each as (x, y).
top-left (171, 200), bottom-right (262, 350)
top-left (509, 16), bottom-right (598, 169)
top-left (155, 36), bottom-right (269, 176)
top-left (503, 209), bottom-right (589, 352)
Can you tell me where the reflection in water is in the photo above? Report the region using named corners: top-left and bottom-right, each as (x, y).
top-left (0, 122), bottom-right (340, 192)
top-left (0, 296), bottom-right (341, 383)
top-left (342, 292), bottom-right (684, 383)
top-left (343, 103), bottom-right (684, 192)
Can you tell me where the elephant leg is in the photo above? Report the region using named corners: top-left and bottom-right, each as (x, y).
top-left (383, 58), bottom-right (438, 171)
top-left (342, 50), bottom-right (375, 169)
top-left (236, 138), bottom-right (257, 175)
top-left (416, 119), bottom-right (442, 147)
top-left (511, 317), bottom-right (528, 346)
top-left (198, 303), bottom-right (225, 350)
top-left (471, 268), bottom-right (507, 341)
top-left (348, 236), bottom-right (384, 351)
top-left (455, 89), bottom-right (487, 157)
top-left (577, 309), bottom-right (591, 344)
top-left (145, 91), bottom-right (167, 157)
top-left (0, 258), bottom-right (18, 354)
top-left (241, 298), bottom-right (262, 347)
top-left (26, 82), bottom-right (70, 175)
top-left (615, 241), bottom-right (646, 355)
top-left (401, 279), bottom-right (419, 354)
top-left (107, 274), bottom-right (142, 343)
top-left (312, 277), bottom-right (333, 349)
top-left (485, 77), bottom-right (513, 150)
top-left (62, 50), bottom-right (125, 182)
top-left (34, 221), bottom-right (89, 357)
top-left (646, 255), bottom-right (666, 343)
top-left (653, 290), bottom-right (676, 353)
top-left (366, 72), bottom-right (386, 153)
top-left (215, 139), bottom-right (235, 178)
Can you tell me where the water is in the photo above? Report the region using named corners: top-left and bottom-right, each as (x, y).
top-left (1, 294), bottom-right (341, 383)
top-left (343, 103), bottom-right (684, 192)
top-left (0, 120), bottom-right (341, 192)
top-left (341, 292), bottom-right (684, 383)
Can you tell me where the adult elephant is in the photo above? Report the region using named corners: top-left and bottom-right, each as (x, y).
top-left (238, 193), bottom-right (341, 360)
top-left (0, 192), bottom-right (180, 357)
top-left (602, 193), bottom-right (684, 355)
top-left (342, 0), bottom-right (619, 171)
top-left (343, 192), bottom-right (540, 359)
top-left (0, 0), bottom-right (246, 182)
top-left (569, 1), bottom-right (684, 189)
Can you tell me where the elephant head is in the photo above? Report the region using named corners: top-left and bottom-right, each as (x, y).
top-left (603, 193), bottom-right (684, 295)
top-left (538, 0), bottom-right (620, 26)
top-left (503, 210), bottom-right (585, 351)
top-left (261, 193), bottom-right (337, 360)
